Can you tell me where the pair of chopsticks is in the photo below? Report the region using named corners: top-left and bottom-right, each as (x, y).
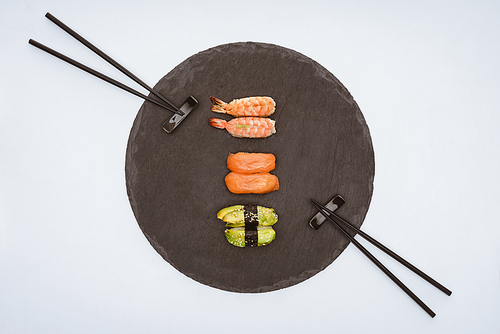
top-left (29, 12), bottom-right (183, 116)
top-left (310, 198), bottom-right (451, 318)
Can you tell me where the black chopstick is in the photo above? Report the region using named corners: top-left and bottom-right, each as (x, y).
top-left (311, 199), bottom-right (452, 296)
top-left (44, 12), bottom-right (183, 115)
top-left (28, 39), bottom-right (182, 115)
top-left (310, 199), bottom-right (437, 318)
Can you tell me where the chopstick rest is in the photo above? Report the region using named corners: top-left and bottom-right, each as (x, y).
top-left (309, 195), bottom-right (345, 230)
top-left (310, 198), bottom-right (452, 317)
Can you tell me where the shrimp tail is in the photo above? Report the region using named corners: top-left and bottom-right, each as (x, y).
top-left (210, 96), bottom-right (228, 113)
top-left (209, 118), bottom-right (227, 129)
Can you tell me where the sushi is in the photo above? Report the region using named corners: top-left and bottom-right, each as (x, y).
top-left (210, 96), bottom-right (275, 117)
top-left (225, 226), bottom-right (276, 248)
top-left (226, 152), bottom-right (276, 174)
top-left (224, 152), bottom-right (279, 194)
top-left (217, 205), bottom-right (278, 247)
top-left (209, 117), bottom-right (276, 138)
top-left (225, 172), bottom-right (279, 194)
top-left (217, 205), bottom-right (278, 227)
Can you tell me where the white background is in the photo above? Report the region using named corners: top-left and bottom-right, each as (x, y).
top-left (1, 0), bottom-right (499, 333)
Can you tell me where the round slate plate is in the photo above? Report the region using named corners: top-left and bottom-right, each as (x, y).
top-left (125, 42), bottom-right (375, 293)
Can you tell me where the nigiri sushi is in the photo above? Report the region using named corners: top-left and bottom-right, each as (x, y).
top-left (217, 205), bottom-right (278, 227)
top-left (225, 226), bottom-right (276, 247)
top-left (227, 152), bottom-right (276, 174)
top-left (210, 96), bottom-right (275, 117)
top-left (224, 172), bottom-right (279, 194)
top-left (217, 205), bottom-right (278, 247)
top-left (209, 117), bottom-right (276, 138)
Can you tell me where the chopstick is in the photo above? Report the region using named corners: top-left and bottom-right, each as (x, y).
top-left (310, 199), bottom-right (446, 318)
top-left (28, 14), bottom-right (183, 116)
top-left (311, 199), bottom-right (452, 296)
top-left (29, 39), bottom-right (181, 115)
top-left (43, 12), bottom-right (183, 115)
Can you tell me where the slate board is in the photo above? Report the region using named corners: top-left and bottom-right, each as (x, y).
top-left (125, 42), bottom-right (375, 293)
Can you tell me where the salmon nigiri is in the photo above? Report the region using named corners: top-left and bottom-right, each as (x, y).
top-left (227, 152), bottom-right (276, 174)
top-left (225, 172), bottom-right (279, 194)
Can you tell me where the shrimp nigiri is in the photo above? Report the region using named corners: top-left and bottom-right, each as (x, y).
top-left (227, 152), bottom-right (276, 174)
top-left (210, 96), bottom-right (275, 117)
top-left (209, 117), bottom-right (276, 138)
top-left (224, 172), bottom-right (279, 194)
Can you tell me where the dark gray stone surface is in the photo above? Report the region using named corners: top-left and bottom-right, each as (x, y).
top-left (125, 42), bottom-right (375, 293)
